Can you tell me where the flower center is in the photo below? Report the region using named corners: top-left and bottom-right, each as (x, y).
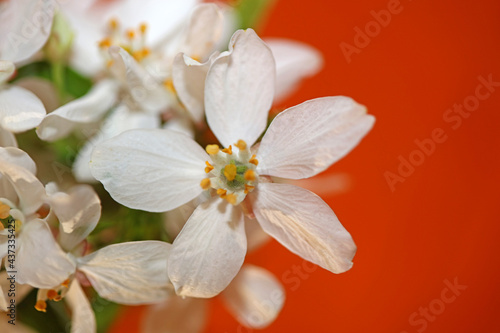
top-left (98, 18), bottom-right (151, 64)
top-left (200, 140), bottom-right (259, 205)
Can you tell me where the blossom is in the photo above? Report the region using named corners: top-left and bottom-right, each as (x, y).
top-left (90, 29), bottom-right (375, 298)
top-left (36, 3), bottom-right (225, 181)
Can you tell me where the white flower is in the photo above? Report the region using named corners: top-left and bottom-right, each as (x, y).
top-left (36, 3), bottom-right (225, 181)
top-left (90, 29), bottom-right (375, 298)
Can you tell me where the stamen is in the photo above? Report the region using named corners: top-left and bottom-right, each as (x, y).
top-left (205, 161), bottom-right (214, 173)
top-left (222, 145), bottom-right (233, 155)
top-left (126, 29), bottom-right (136, 40)
top-left (224, 164), bottom-right (237, 181)
top-left (244, 184), bottom-right (255, 194)
top-left (109, 18), bottom-right (119, 31)
top-left (0, 203), bottom-right (10, 219)
top-left (61, 279), bottom-right (70, 288)
top-left (200, 178), bottom-right (211, 190)
top-left (244, 169), bottom-right (256, 181)
top-left (163, 79), bottom-right (176, 94)
top-left (139, 23), bottom-right (148, 34)
top-left (234, 140), bottom-right (247, 150)
top-left (47, 289), bottom-right (58, 300)
top-left (206, 144), bottom-right (219, 155)
top-left (225, 194), bottom-right (237, 205)
top-left (249, 155), bottom-right (259, 166)
top-left (35, 300), bottom-right (47, 312)
top-left (98, 38), bottom-right (112, 48)
top-left (141, 48), bottom-right (150, 57)
top-left (217, 189), bottom-right (227, 198)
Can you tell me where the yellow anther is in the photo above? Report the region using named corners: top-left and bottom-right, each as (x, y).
top-left (222, 145), bottom-right (233, 155)
top-left (54, 295), bottom-right (63, 302)
top-left (234, 140), bottom-right (247, 150)
top-left (244, 169), bottom-right (256, 181)
top-left (35, 300), bottom-right (47, 312)
top-left (98, 38), bottom-right (112, 48)
top-left (142, 48), bottom-right (151, 57)
top-left (244, 184), bottom-right (255, 194)
top-left (0, 203), bottom-right (10, 219)
top-left (205, 161), bottom-right (214, 173)
top-left (163, 79), bottom-right (176, 94)
top-left (109, 18), bottom-right (119, 30)
top-left (139, 23), bottom-right (148, 34)
top-left (249, 155), bottom-right (259, 166)
top-left (217, 189), bottom-right (227, 198)
top-left (200, 178), bottom-right (211, 190)
top-left (14, 220), bottom-right (22, 232)
top-left (206, 144), bottom-right (219, 155)
top-left (47, 289), bottom-right (58, 300)
top-left (224, 164), bottom-right (237, 181)
top-left (126, 29), bottom-right (136, 39)
top-left (225, 194), bottom-right (237, 205)
top-left (61, 279), bottom-right (70, 288)
top-left (191, 55), bottom-right (201, 62)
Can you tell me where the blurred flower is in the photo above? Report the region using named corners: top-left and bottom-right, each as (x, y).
top-left (90, 29), bottom-right (375, 298)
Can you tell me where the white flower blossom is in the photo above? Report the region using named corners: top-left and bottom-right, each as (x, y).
top-left (90, 29), bottom-right (375, 298)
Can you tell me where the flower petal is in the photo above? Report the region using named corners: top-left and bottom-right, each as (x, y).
top-left (77, 241), bottom-right (171, 304)
top-left (0, 0), bottom-right (54, 63)
top-left (72, 104), bottom-right (160, 182)
top-left (141, 296), bottom-right (208, 333)
top-left (168, 196), bottom-right (247, 298)
top-left (222, 264), bottom-right (285, 329)
top-left (172, 54), bottom-right (211, 123)
top-left (0, 146), bottom-right (36, 173)
top-left (90, 128), bottom-right (207, 212)
top-left (0, 127), bottom-right (17, 147)
top-left (36, 79), bottom-right (119, 141)
top-left (108, 46), bottom-right (171, 114)
top-left (181, 3), bottom-right (223, 59)
top-left (264, 38), bottom-right (323, 104)
top-left (205, 29), bottom-right (275, 147)
top-left (251, 183), bottom-right (356, 274)
top-left (0, 152), bottom-right (44, 215)
top-left (65, 280), bottom-right (97, 333)
top-left (0, 86), bottom-right (45, 133)
top-left (16, 219), bottom-right (76, 289)
top-left (48, 185), bottom-right (101, 252)
top-left (257, 96), bottom-right (375, 179)
top-left (0, 60), bottom-right (15, 85)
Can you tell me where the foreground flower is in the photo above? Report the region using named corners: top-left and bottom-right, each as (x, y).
top-left (90, 29), bottom-right (375, 297)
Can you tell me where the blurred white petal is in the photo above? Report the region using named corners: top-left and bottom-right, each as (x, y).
top-left (0, 86), bottom-right (45, 133)
top-left (65, 280), bottom-right (97, 333)
top-left (0, 60), bottom-right (15, 85)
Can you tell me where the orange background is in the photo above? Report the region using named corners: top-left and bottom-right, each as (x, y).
top-left (111, 0), bottom-right (500, 332)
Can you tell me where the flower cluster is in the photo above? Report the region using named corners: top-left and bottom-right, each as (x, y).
top-left (0, 0), bottom-right (374, 332)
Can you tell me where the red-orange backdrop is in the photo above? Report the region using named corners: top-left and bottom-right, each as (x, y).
top-left (111, 0), bottom-right (500, 332)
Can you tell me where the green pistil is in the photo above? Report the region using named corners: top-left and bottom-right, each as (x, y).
top-left (221, 160), bottom-right (249, 190)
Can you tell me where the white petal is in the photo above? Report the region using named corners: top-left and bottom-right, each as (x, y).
top-left (48, 185), bottom-right (101, 252)
top-left (257, 96), bottom-right (375, 179)
top-left (36, 79), bottom-right (119, 141)
top-left (252, 183), bottom-right (356, 273)
top-left (0, 86), bottom-right (46, 133)
top-left (65, 280), bottom-right (97, 333)
top-left (264, 38), bottom-right (323, 104)
top-left (77, 241), bottom-right (171, 304)
top-left (15, 77), bottom-right (60, 112)
top-left (172, 54), bottom-right (210, 123)
top-left (141, 296), bottom-right (208, 333)
top-left (168, 196), bottom-right (247, 298)
top-left (181, 3), bottom-right (224, 59)
top-left (90, 128), bottom-right (207, 212)
top-left (72, 104), bottom-right (160, 182)
top-left (16, 219), bottom-right (76, 289)
top-left (0, 156), bottom-right (44, 215)
top-left (109, 46), bottom-right (171, 114)
top-left (0, 0), bottom-right (54, 63)
top-left (222, 264), bottom-right (285, 329)
top-left (63, 0), bottom-right (199, 76)
top-left (163, 113), bottom-right (195, 138)
top-left (205, 29), bottom-right (275, 147)
top-left (0, 60), bottom-right (15, 85)
top-left (0, 146), bottom-right (36, 173)
top-left (0, 127), bottom-right (17, 147)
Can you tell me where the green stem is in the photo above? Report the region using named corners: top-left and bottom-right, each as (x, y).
top-left (51, 61), bottom-right (66, 103)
